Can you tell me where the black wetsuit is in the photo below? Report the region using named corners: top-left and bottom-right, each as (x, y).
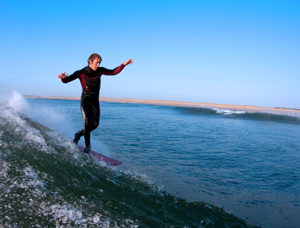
top-left (61, 64), bottom-right (126, 147)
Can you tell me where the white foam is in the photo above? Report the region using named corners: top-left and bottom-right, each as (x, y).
top-left (8, 90), bottom-right (28, 113)
top-left (2, 90), bottom-right (113, 158)
top-left (46, 204), bottom-right (114, 227)
top-left (78, 139), bottom-right (110, 157)
top-left (213, 108), bottom-right (246, 115)
top-left (22, 167), bottom-right (46, 191)
top-left (0, 91), bottom-right (54, 153)
top-left (24, 103), bottom-right (75, 141)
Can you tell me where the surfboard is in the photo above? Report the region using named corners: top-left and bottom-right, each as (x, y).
top-left (77, 145), bottom-right (122, 166)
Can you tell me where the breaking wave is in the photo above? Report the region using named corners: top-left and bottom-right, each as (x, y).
top-left (0, 92), bottom-right (256, 227)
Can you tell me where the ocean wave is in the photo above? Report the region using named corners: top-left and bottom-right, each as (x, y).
top-left (0, 92), bottom-right (255, 227)
top-left (176, 106), bottom-right (300, 124)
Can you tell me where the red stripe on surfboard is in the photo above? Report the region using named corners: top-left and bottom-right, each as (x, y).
top-left (77, 145), bottom-right (122, 166)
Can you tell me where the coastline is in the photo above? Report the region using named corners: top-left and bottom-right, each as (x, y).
top-left (24, 95), bottom-right (300, 117)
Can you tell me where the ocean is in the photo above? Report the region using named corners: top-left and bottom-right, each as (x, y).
top-left (1, 92), bottom-right (300, 228)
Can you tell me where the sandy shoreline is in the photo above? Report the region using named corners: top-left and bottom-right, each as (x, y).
top-left (25, 95), bottom-right (300, 117)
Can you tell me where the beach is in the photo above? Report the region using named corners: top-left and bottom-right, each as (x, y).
top-left (25, 95), bottom-right (300, 117)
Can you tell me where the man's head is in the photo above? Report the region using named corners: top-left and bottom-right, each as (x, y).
top-left (88, 53), bottom-right (102, 71)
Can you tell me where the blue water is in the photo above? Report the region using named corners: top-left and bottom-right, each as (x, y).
top-left (1, 92), bottom-right (300, 227)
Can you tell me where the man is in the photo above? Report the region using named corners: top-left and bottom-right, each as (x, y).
top-left (58, 53), bottom-right (133, 153)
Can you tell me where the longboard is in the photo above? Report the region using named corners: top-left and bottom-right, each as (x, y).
top-left (77, 145), bottom-right (122, 166)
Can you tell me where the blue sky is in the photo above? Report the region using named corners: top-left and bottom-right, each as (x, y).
top-left (0, 0), bottom-right (299, 108)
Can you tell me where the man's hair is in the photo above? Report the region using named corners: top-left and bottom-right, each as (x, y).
top-left (88, 53), bottom-right (102, 64)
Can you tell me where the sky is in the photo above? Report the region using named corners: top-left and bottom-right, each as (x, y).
top-left (0, 0), bottom-right (299, 108)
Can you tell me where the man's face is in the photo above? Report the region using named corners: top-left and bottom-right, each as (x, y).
top-left (89, 57), bottom-right (101, 71)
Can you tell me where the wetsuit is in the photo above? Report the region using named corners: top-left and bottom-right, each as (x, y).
top-left (61, 64), bottom-right (126, 148)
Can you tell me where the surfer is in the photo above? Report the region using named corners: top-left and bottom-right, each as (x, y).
top-left (58, 53), bottom-right (133, 153)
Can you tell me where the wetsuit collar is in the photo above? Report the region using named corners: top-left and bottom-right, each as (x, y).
top-left (87, 65), bottom-right (93, 71)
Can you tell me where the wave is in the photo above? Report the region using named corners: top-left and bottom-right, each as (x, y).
top-left (0, 92), bottom-right (257, 227)
top-left (176, 106), bottom-right (300, 124)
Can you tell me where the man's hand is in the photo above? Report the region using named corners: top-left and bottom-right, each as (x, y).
top-left (123, 59), bottom-right (133, 66)
top-left (58, 72), bottom-right (68, 79)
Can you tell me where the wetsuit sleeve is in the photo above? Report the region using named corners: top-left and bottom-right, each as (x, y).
top-left (100, 64), bottom-right (126, 76)
top-left (61, 70), bottom-right (82, 83)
